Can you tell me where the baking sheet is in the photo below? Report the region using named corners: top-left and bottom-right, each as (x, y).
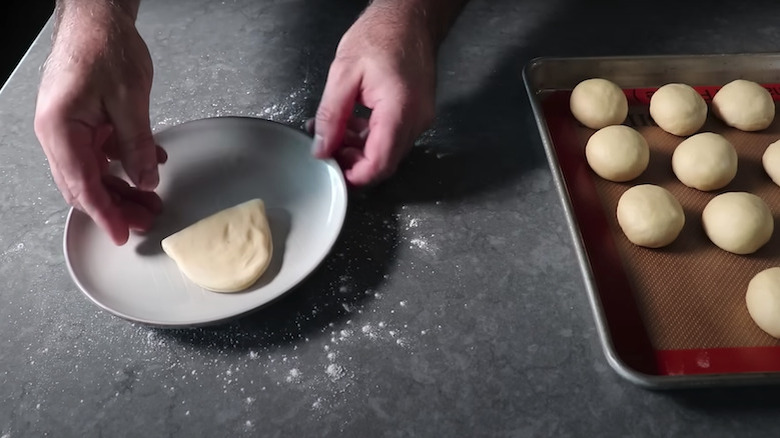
top-left (524, 54), bottom-right (780, 388)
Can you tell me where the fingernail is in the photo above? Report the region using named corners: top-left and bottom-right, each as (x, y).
top-left (312, 134), bottom-right (325, 156)
top-left (140, 168), bottom-right (159, 190)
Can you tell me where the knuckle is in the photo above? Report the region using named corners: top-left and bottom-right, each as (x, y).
top-left (315, 105), bottom-right (338, 125)
top-left (62, 190), bottom-right (78, 207)
top-left (33, 113), bottom-right (48, 139)
top-left (118, 133), bottom-right (155, 154)
top-left (33, 103), bottom-right (59, 137)
top-left (327, 57), bottom-right (351, 82)
top-left (326, 54), bottom-right (362, 91)
top-left (61, 182), bottom-right (83, 208)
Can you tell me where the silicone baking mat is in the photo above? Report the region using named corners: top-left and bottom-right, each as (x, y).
top-left (542, 84), bottom-right (780, 378)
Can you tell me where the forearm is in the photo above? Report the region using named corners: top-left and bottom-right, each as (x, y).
top-left (47, 0), bottom-right (144, 75)
top-left (368, 0), bottom-right (470, 49)
top-left (54, 0), bottom-right (141, 37)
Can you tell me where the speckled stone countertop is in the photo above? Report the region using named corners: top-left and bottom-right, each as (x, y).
top-left (3, 0), bottom-right (780, 436)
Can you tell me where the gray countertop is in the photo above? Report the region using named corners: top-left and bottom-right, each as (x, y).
top-left (3, 0), bottom-right (780, 436)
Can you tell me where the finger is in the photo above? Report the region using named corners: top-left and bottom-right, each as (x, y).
top-left (105, 93), bottom-right (160, 191)
top-left (156, 145), bottom-right (168, 164)
top-left (308, 116), bottom-right (368, 148)
top-left (343, 116), bottom-right (370, 148)
top-left (103, 134), bottom-right (121, 161)
top-left (96, 124), bottom-right (115, 156)
top-left (79, 181), bottom-right (131, 244)
top-left (39, 117), bottom-right (130, 244)
top-left (345, 103), bottom-right (410, 186)
top-left (347, 116), bottom-right (369, 134)
top-left (104, 176), bottom-right (163, 214)
top-left (105, 136), bottom-right (166, 167)
top-left (334, 147), bottom-right (364, 170)
top-left (343, 129), bottom-right (367, 149)
top-left (308, 116), bottom-right (368, 135)
top-left (119, 199), bottom-right (158, 232)
top-left (104, 177), bottom-right (159, 232)
top-left (313, 61), bottom-right (360, 158)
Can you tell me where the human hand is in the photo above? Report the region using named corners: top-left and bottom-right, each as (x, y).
top-left (310, 3), bottom-right (438, 186)
top-left (34, 1), bottom-right (165, 245)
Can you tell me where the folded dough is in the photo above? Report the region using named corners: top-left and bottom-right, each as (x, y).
top-left (162, 199), bottom-right (273, 293)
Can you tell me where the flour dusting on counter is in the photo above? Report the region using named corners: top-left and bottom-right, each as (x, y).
top-left (153, 85), bottom-right (312, 131)
top-left (13, 189), bottom-right (445, 430)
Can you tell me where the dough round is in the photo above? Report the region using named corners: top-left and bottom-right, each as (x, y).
top-left (746, 267), bottom-right (780, 338)
top-left (570, 78), bottom-right (628, 129)
top-left (712, 79), bottom-right (775, 131)
top-left (585, 125), bottom-right (649, 182)
top-left (649, 83), bottom-right (708, 136)
top-left (702, 192), bottom-right (774, 255)
top-left (762, 139), bottom-right (780, 186)
top-left (671, 132), bottom-right (737, 191)
top-left (617, 185), bottom-right (685, 248)
top-left (162, 199), bottom-right (273, 293)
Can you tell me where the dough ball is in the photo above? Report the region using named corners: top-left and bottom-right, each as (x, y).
top-left (712, 79), bottom-right (775, 131)
top-left (570, 78), bottom-right (628, 129)
top-left (746, 267), bottom-right (780, 338)
top-left (671, 132), bottom-right (737, 191)
top-left (702, 192), bottom-right (773, 255)
top-left (649, 83), bottom-right (708, 136)
top-left (162, 199), bottom-right (273, 293)
top-left (617, 184), bottom-right (685, 248)
top-left (585, 125), bottom-right (649, 182)
top-left (762, 139), bottom-right (780, 186)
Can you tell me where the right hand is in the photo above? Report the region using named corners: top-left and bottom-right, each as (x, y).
top-left (34, 2), bottom-right (165, 245)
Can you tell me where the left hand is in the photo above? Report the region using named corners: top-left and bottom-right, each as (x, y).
top-left (310, 4), bottom-right (437, 186)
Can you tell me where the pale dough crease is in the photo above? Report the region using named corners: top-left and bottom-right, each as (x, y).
top-left (162, 199), bottom-right (273, 293)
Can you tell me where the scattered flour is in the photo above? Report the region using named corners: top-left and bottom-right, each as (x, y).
top-left (13, 191), bottom-right (435, 431)
top-left (326, 364), bottom-right (346, 381)
top-left (1, 242), bottom-right (24, 258)
top-left (154, 85), bottom-right (311, 131)
top-left (285, 368), bottom-right (302, 383)
top-left (410, 238), bottom-right (435, 254)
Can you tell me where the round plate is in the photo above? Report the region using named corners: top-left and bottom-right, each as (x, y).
top-left (64, 117), bottom-right (348, 327)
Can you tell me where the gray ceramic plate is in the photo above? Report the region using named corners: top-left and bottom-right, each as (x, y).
top-left (64, 117), bottom-right (348, 327)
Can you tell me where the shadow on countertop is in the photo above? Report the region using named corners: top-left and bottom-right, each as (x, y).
top-left (669, 384), bottom-right (780, 411)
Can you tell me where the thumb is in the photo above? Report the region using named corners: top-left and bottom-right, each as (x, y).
top-left (105, 93), bottom-right (159, 191)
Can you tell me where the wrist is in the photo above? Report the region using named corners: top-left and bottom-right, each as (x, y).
top-left (367, 0), bottom-right (467, 50)
top-left (55, 0), bottom-right (140, 29)
top-left (53, 0), bottom-right (141, 45)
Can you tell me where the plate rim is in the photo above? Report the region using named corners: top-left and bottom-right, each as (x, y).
top-left (63, 116), bottom-right (348, 328)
